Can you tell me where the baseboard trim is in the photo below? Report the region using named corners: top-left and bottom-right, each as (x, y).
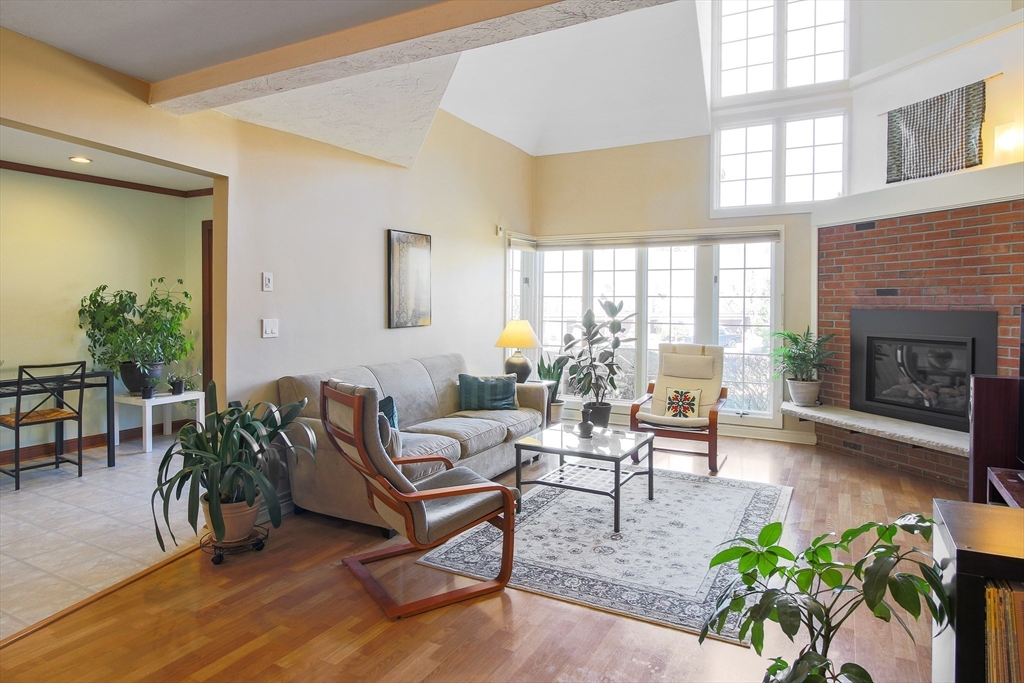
top-left (718, 424), bottom-right (817, 445)
top-left (0, 419), bottom-right (192, 466)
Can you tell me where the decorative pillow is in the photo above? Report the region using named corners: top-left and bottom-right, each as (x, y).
top-left (665, 388), bottom-right (702, 418)
top-left (459, 373), bottom-right (517, 411)
top-left (378, 395), bottom-right (399, 430)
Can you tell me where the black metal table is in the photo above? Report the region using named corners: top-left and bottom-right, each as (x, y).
top-left (514, 425), bottom-right (655, 533)
top-left (0, 370), bottom-right (116, 467)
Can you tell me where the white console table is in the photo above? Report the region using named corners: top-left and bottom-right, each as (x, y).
top-left (113, 391), bottom-right (206, 453)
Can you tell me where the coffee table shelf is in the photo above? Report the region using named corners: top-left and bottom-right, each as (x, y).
top-left (514, 425), bottom-right (655, 533)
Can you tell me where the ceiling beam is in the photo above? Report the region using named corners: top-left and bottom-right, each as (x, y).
top-left (150, 0), bottom-right (560, 114)
top-left (150, 0), bottom-right (676, 116)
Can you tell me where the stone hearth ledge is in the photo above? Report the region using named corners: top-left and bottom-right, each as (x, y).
top-left (781, 402), bottom-right (969, 457)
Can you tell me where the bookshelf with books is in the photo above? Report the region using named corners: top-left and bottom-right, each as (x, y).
top-left (932, 500), bottom-right (1024, 683)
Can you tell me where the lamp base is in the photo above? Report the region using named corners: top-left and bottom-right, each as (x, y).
top-left (504, 351), bottom-right (533, 384)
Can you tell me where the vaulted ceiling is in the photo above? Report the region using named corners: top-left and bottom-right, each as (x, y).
top-left (0, 0), bottom-right (712, 167)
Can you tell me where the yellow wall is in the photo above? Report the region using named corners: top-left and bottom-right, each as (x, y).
top-left (534, 135), bottom-right (815, 435)
top-left (0, 29), bottom-right (534, 409)
top-left (0, 169), bottom-right (210, 447)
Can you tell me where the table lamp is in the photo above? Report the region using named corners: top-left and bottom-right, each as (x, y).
top-left (495, 320), bottom-right (542, 383)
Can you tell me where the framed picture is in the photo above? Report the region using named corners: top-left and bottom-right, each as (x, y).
top-left (387, 229), bottom-right (431, 328)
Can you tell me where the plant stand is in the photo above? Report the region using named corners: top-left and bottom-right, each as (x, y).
top-left (199, 525), bottom-right (269, 565)
top-left (113, 390), bottom-right (205, 452)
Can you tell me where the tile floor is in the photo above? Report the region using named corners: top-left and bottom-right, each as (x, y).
top-left (0, 435), bottom-right (198, 639)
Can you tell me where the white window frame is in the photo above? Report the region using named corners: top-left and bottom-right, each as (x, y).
top-left (515, 234), bottom-right (785, 428)
top-left (712, 107), bottom-right (849, 213)
top-left (711, 0), bottom-right (851, 110)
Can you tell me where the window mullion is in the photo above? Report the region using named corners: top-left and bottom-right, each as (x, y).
top-left (695, 245), bottom-right (717, 344)
top-left (636, 248), bottom-right (648, 397)
top-left (776, 0), bottom-right (786, 91)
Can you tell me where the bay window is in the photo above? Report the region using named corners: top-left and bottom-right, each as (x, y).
top-left (507, 235), bottom-right (782, 424)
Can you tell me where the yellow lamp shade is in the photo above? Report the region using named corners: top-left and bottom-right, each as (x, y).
top-left (495, 320), bottom-right (541, 349)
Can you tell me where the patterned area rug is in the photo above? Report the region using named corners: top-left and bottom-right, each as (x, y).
top-left (419, 468), bottom-right (792, 643)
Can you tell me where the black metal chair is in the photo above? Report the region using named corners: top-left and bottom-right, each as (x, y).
top-left (0, 362), bottom-right (87, 489)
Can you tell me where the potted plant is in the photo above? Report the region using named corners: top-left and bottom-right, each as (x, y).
top-left (151, 381), bottom-right (316, 550)
top-left (79, 277), bottom-right (195, 394)
top-left (537, 353), bottom-right (568, 423)
top-left (561, 300), bottom-right (636, 428)
top-left (700, 514), bottom-right (951, 683)
top-left (167, 368), bottom-right (201, 395)
top-left (771, 327), bottom-right (836, 407)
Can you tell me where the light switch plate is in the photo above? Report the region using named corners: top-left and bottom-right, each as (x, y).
top-left (262, 272), bottom-right (274, 292)
top-left (262, 318), bottom-right (279, 338)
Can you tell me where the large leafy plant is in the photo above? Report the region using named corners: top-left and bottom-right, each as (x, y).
top-left (79, 277), bottom-right (195, 374)
top-left (151, 381), bottom-right (316, 549)
top-left (771, 327), bottom-right (836, 382)
top-left (700, 514), bottom-right (951, 683)
top-left (561, 300), bottom-right (636, 405)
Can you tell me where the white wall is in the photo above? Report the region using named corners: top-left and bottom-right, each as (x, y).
top-left (852, 0), bottom-right (1013, 75)
top-left (848, 17), bottom-right (1024, 195)
top-left (0, 169), bottom-right (211, 448)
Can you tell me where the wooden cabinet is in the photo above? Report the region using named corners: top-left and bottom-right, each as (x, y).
top-left (931, 499), bottom-right (1024, 683)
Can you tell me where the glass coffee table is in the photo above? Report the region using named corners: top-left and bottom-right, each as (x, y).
top-left (514, 425), bottom-right (655, 533)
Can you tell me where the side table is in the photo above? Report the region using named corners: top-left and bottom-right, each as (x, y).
top-left (987, 467), bottom-right (1024, 507)
top-left (113, 391), bottom-right (206, 453)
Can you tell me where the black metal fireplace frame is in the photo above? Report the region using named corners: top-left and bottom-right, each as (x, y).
top-left (850, 309), bottom-right (998, 432)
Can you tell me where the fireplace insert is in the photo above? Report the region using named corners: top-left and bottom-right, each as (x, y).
top-left (850, 310), bottom-right (998, 432)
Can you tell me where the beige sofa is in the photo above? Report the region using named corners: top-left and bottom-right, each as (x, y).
top-left (278, 354), bottom-right (546, 533)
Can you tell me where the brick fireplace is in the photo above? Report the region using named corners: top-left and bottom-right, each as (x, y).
top-left (816, 199), bottom-right (1023, 487)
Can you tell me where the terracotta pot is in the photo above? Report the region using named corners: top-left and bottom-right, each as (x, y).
top-left (201, 493), bottom-right (263, 543)
top-left (787, 379), bottom-right (822, 407)
top-left (584, 402), bottom-right (613, 428)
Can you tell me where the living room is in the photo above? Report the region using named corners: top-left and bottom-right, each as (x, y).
top-left (0, 1), bottom-right (1022, 682)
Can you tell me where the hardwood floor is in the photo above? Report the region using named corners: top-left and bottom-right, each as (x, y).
top-left (0, 436), bottom-right (965, 683)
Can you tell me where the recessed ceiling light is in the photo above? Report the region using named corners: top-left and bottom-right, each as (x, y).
top-left (69, 156), bottom-right (92, 164)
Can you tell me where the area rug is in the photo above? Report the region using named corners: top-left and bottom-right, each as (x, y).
top-left (418, 468), bottom-right (792, 644)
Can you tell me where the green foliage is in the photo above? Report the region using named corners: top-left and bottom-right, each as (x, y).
top-left (560, 300), bottom-right (636, 405)
top-left (151, 381), bottom-right (316, 549)
top-left (700, 514), bottom-right (951, 683)
top-left (771, 327), bottom-right (836, 382)
top-left (537, 352), bottom-right (568, 403)
top-left (78, 278), bottom-right (195, 376)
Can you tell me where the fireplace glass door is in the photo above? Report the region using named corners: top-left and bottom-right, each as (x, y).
top-left (867, 336), bottom-right (971, 418)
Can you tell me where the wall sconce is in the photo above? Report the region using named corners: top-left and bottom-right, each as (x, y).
top-left (994, 112), bottom-right (1024, 165)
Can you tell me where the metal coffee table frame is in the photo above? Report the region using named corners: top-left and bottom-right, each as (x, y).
top-left (514, 427), bottom-right (655, 533)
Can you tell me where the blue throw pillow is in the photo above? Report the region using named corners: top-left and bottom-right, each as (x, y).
top-left (459, 374), bottom-right (516, 411)
top-left (378, 395), bottom-right (399, 430)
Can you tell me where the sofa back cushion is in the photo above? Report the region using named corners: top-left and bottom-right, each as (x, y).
top-left (279, 366), bottom-right (383, 419)
top-left (364, 358), bottom-right (441, 429)
top-left (415, 354), bottom-right (468, 417)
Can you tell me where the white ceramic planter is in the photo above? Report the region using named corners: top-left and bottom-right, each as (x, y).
top-left (202, 493), bottom-right (263, 543)
top-left (787, 379), bottom-right (822, 407)
top-left (549, 400), bottom-right (564, 424)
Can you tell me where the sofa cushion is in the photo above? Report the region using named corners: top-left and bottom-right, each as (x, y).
top-left (279, 366), bottom-right (382, 419)
top-left (449, 408), bottom-right (542, 442)
top-left (365, 358), bottom-right (441, 428)
top-left (458, 374), bottom-right (517, 411)
top-left (404, 417), bottom-right (507, 458)
top-left (415, 467), bottom-right (519, 544)
top-left (396, 432), bottom-right (461, 481)
top-left (416, 354), bottom-right (467, 418)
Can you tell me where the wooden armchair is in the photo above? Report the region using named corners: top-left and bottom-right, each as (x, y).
top-left (320, 379), bottom-right (517, 620)
top-left (629, 344), bottom-right (728, 472)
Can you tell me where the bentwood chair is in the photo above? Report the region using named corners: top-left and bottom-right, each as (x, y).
top-left (0, 362), bottom-right (87, 489)
top-left (320, 379), bottom-right (518, 620)
top-left (630, 344), bottom-right (729, 472)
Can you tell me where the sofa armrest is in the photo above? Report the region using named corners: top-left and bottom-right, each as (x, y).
top-left (515, 383), bottom-right (548, 428)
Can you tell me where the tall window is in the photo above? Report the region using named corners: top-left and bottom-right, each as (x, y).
top-left (646, 246), bottom-right (696, 388)
top-left (592, 249), bottom-right (638, 400)
top-left (718, 243), bottom-right (773, 412)
top-left (541, 250), bottom-right (584, 364)
top-left (507, 249), bottom-right (523, 320)
top-left (719, 124), bottom-right (774, 208)
top-left (785, 115), bottom-right (843, 202)
top-left (720, 0), bottom-right (775, 97)
top-left (785, 0), bottom-right (845, 87)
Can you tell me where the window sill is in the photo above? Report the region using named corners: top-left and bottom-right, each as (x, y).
top-left (710, 204), bottom-right (814, 220)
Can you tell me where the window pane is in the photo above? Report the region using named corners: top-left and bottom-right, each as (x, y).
top-left (720, 1), bottom-right (774, 97)
top-left (747, 125), bottom-right (773, 152)
top-left (544, 272), bottom-right (562, 296)
top-left (788, 27), bottom-right (814, 58)
top-left (721, 68), bottom-right (747, 97)
top-left (723, 151), bottom-right (751, 181)
top-left (563, 272), bottom-right (583, 296)
top-left (720, 244), bottom-right (745, 268)
top-left (746, 242), bottom-right (772, 268)
top-left (786, 147), bottom-right (813, 175)
top-left (786, 175), bottom-right (813, 203)
top-left (816, 0), bottom-right (844, 24)
top-left (671, 270), bottom-right (695, 297)
top-left (747, 296), bottom-right (772, 325)
top-left (747, 7), bottom-right (774, 37)
top-left (563, 250), bottom-right (583, 271)
top-left (746, 268), bottom-right (772, 297)
top-left (814, 143), bottom-right (843, 172)
top-left (746, 151), bottom-right (773, 179)
top-left (747, 64), bottom-right (774, 93)
top-left (815, 52), bottom-right (844, 83)
top-left (814, 172), bottom-right (843, 200)
top-left (720, 270), bottom-right (744, 296)
top-left (816, 23), bottom-right (844, 52)
top-left (814, 115), bottom-right (844, 144)
top-left (722, 40), bottom-right (747, 70)
top-left (593, 249), bottom-right (614, 271)
top-left (672, 246), bottom-right (695, 269)
top-left (649, 247), bottom-right (671, 270)
top-left (747, 35), bottom-right (773, 65)
top-left (787, 0), bottom-right (844, 87)
top-left (720, 128), bottom-right (747, 155)
top-left (786, 119), bottom-right (814, 147)
top-left (722, 13), bottom-right (747, 41)
top-left (593, 271), bottom-right (614, 298)
top-left (746, 178), bottom-right (773, 205)
top-left (788, 0), bottom-right (815, 30)
top-left (720, 180), bottom-right (745, 207)
top-left (788, 56), bottom-right (814, 86)
top-left (722, 0), bottom-right (747, 16)
top-left (649, 271), bottom-right (670, 297)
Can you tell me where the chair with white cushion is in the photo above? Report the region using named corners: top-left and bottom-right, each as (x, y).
top-left (629, 344), bottom-right (728, 472)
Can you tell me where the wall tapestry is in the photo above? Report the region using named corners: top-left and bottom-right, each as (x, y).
top-left (886, 80), bottom-right (986, 183)
top-left (387, 229), bottom-right (431, 328)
